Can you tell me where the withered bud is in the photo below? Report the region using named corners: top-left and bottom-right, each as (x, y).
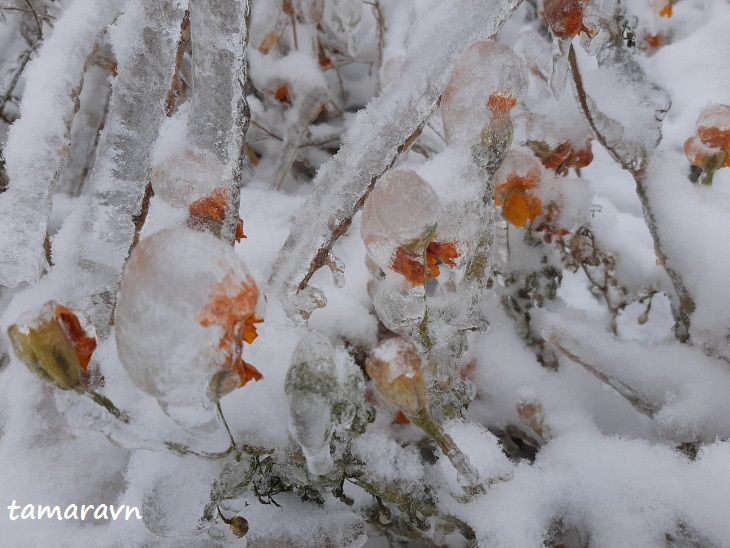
top-left (366, 336), bottom-right (427, 417)
top-left (228, 516), bottom-right (249, 538)
top-left (7, 301), bottom-right (97, 390)
top-left (517, 399), bottom-right (545, 437)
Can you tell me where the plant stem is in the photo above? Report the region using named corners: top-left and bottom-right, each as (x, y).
top-left (80, 387), bottom-right (130, 423)
top-left (567, 43), bottom-right (695, 343)
top-left (217, 400), bottom-right (240, 459)
top-left (410, 409), bottom-right (483, 495)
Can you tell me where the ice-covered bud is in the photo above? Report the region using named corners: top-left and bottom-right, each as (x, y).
top-left (493, 150), bottom-right (544, 227)
top-left (475, 91), bottom-right (518, 173)
top-left (187, 186), bottom-right (246, 242)
top-left (441, 41), bottom-right (528, 147)
top-left (696, 105), bottom-right (730, 150)
top-left (285, 331), bottom-right (338, 475)
top-left (151, 148), bottom-right (225, 209)
top-left (543, 0), bottom-right (591, 40)
top-left (684, 136), bottom-right (727, 185)
top-left (8, 302), bottom-right (97, 390)
top-left (115, 228), bottom-right (263, 429)
top-left (361, 170), bottom-right (459, 287)
top-left (366, 337), bottom-right (427, 417)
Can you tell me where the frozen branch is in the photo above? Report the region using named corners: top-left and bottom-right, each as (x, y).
top-left (54, 0), bottom-right (188, 334)
top-left (187, 0), bottom-right (251, 245)
top-left (567, 37), bottom-right (694, 343)
top-left (0, 0), bottom-right (121, 287)
top-left (268, 0), bottom-right (524, 320)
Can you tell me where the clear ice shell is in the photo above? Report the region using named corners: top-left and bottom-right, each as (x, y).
top-left (441, 40), bottom-right (528, 147)
top-left (373, 276), bottom-right (426, 330)
top-left (151, 148), bottom-right (225, 209)
top-left (115, 227), bottom-right (258, 430)
top-left (360, 169), bottom-right (441, 270)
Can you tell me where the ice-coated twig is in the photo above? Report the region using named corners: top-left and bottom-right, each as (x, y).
top-left (56, 41), bottom-right (115, 197)
top-left (164, 9), bottom-right (191, 117)
top-left (567, 41), bottom-right (694, 343)
top-left (55, 0), bottom-right (188, 334)
top-left (547, 335), bottom-right (658, 419)
top-left (187, 0), bottom-right (251, 246)
top-left (0, 2), bottom-right (42, 116)
top-left (273, 84), bottom-right (329, 191)
top-left (0, 0), bottom-right (122, 287)
top-left (268, 0), bottom-right (524, 319)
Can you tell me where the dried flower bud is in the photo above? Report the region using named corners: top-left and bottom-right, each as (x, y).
top-left (7, 301), bottom-right (97, 390)
top-left (366, 337), bottom-right (427, 416)
top-left (543, 0), bottom-right (591, 40)
top-left (228, 516), bottom-right (249, 538)
top-left (494, 150), bottom-right (543, 227)
top-left (517, 399), bottom-right (546, 437)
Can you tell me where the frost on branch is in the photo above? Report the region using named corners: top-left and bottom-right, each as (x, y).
top-left (186, 0), bottom-right (250, 245)
top-left (53, 0), bottom-right (187, 334)
top-left (0, 0), bottom-right (121, 287)
top-left (268, 0), bottom-right (523, 320)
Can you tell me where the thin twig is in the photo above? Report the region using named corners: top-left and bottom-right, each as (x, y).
top-left (22, 0), bottom-right (43, 39)
top-left (549, 335), bottom-right (658, 418)
top-left (567, 43), bottom-right (695, 343)
top-left (165, 9), bottom-right (191, 116)
top-left (130, 181), bottom-right (154, 250)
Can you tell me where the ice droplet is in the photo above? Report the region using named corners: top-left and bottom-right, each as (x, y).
top-left (326, 251), bottom-right (346, 288)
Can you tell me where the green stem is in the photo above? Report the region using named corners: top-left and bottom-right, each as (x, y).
top-left (410, 409), bottom-right (483, 495)
top-left (80, 388), bottom-right (130, 423)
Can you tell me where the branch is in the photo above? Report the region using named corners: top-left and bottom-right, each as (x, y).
top-left (567, 43), bottom-right (695, 343)
top-left (51, 0), bottom-right (188, 335)
top-left (0, 0), bottom-right (121, 287)
top-left (268, 0), bottom-right (525, 320)
top-left (548, 335), bottom-right (658, 418)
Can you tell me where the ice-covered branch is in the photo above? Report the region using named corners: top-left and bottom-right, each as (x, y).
top-left (188, 0), bottom-right (250, 245)
top-left (54, 0), bottom-right (188, 334)
top-left (542, 313), bottom-right (730, 443)
top-left (268, 0), bottom-right (523, 319)
top-left (0, 0), bottom-right (122, 287)
top-left (567, 29), bottom-right (694, 342)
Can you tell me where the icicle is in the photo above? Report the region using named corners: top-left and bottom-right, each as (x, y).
top-left (325, 251), bottom-right (345, 289)
top-left (285, 330), bottom-right (338, 475)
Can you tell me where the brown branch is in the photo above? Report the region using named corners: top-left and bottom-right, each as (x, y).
top-left (549, 335), bottom-right (658, 418)
top-left (568, 44), bottom-right (695, 343)
top-left (297, 120), bottom-right (428, 290)
top-left (165, 9), bottom-right (191, 116)
top-left (130, 181), bottom-right (154, 251)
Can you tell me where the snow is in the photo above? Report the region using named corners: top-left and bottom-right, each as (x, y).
top-left (2, 0), bottom-right (730, 546)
